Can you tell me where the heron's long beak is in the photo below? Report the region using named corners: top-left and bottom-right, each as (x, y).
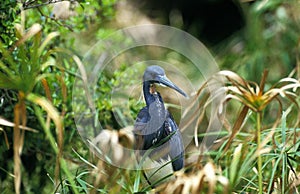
top-left (157, 75), bottom-right (187, 97)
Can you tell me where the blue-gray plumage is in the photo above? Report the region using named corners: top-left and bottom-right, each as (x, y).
top-left (134, 65), bottom-right (186, 173)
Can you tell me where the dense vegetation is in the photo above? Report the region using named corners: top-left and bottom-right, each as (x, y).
top-left (0, 0), bottom-right (299, 193)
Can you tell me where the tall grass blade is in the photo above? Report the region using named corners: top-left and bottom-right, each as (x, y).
top-left (224, 105), bottom-right (249, 152)
top-left (38, 32), bottom-right (60, 58)
top-left (10, 23), bottom-right (42, 52)
top-left (33, 104), bottom-right (79, 194)
top-left (0, 116), bottom-right (38, 132)
top-left (72, 55), bottom-right (95, 113)
top-left (133, 170), bottom-right (141, 192)
top-left (0, 127), bottom-right (9, 149)
top-left (26, 93), bottom-right (63, 183)
top-left (13, 103), bottom-right (21, 194)
top-left (230, 144), bottom-right (242, 186)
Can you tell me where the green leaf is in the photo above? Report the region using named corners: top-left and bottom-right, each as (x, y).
top-left (38, 32), bottom-right (60, 58)
top-left (133, 170), bottom-right (141, 192)
top-left (281, 111), bottom-right (287, 144)
top-left (230, 143), bottom-right (242, 186)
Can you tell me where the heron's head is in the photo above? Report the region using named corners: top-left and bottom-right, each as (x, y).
top-left (143, 65), bottom-right (187, 97)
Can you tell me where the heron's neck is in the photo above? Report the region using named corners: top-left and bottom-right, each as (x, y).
top-left (143, 81), bottom-right (164, 107)
top-left (143, 81), bottom-right (166, 125)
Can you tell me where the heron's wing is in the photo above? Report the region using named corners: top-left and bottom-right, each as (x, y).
top-left (133, 106), bottom-right (149, 150)
top-left (164, 111), bottom-right (185, 171)
top-left (135, 106), bottom-right (149, 124)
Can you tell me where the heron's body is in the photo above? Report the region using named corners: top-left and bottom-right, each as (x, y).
top-left (134, 65), bottom-right (186, 183)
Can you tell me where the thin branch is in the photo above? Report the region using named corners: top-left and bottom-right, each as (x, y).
top-left (36, 7), bottom-right (74, 32)
top-left (23, 0), bottom-right (37, 7)
top-left (22, 0), bottom-right (66, 11)
top-left (16, 0), bottom-right (73, 15)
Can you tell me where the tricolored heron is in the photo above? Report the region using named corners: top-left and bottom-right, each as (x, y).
top-left (134, 65), bottom-right (187, 185)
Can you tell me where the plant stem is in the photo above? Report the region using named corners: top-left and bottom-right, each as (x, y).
top-left (257, 112), bottom-right (263, 194)
top-left (34, 105), bottom-right (79, 194)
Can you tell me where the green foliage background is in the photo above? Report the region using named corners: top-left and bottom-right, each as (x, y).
top-left (0, 0), bottom-right (299, 193)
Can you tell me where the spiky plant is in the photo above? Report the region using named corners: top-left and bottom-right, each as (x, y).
top-left (187, 69), bottom-right (300, 193)
top-left (0, 16), bottom-right (81, 194)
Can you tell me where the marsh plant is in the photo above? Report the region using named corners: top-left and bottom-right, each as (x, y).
top-left (185, 69), bottom-right (300, 193)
